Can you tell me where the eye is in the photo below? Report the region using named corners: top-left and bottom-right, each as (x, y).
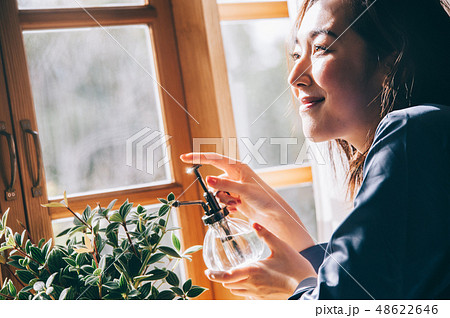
top-left (313, 45), bottom-right (330, 55)
top-left (290, 52), bottom-right (301, 61)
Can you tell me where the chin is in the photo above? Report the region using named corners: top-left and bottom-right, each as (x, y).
top-left (301, 121), bottom-right (330, 143)
top-left (307, 135), bottom-right (330, 143)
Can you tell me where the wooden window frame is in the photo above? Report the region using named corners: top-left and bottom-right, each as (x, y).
top-left (216, 1), bottom-right (313, 188)
top-left (0, 0), bottom-right (215, 299)
top-left (0, 0), bottom-right (312, 299)
top-left (218, 1), bottom-right (289, 20)
top-left (176, 0), bottom-right (312, 298)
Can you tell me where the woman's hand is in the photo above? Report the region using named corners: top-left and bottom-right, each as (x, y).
top-left (205, 223), bottom-right (317, 300)
top-left (180, 152), bottom-right (315, 252)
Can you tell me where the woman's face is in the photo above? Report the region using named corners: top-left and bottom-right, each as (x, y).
top-left (288, 0), bottom-right (385, 151)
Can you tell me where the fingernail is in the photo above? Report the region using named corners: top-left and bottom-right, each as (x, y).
top-left (228, 200), bottom-right (237, 205)
top-left (253, 223), bottom-right (262, 231)
top-left (205, 270), bottom-right (215, 279)
top-left (207, 176), bottom-right (217, 185)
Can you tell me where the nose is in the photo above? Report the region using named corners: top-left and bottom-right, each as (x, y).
top-left (288, 58), bottom-right (312, 89)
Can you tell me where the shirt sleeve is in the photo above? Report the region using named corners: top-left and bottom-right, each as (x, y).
top-left (289, 277), bottom-right (318, 300)
top-left (287, 243), bottom-right (327, 300)
top-left (299, 243), bottom-right (328, 273)
top-left (292, 112), bottom-right (411, 300)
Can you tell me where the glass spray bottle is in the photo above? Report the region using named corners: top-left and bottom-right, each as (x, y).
top-left (173, 164), bottom-right (264, 271)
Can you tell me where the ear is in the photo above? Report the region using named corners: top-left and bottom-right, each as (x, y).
top-left (377, 51), bottom-right (398, 87)
top-left (380, 51), bottom-right (398, 72)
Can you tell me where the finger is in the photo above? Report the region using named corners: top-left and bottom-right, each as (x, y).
top-left (217, 197), bottom-right (240, 207)
top-left (213, 190), bottom-right (231, 197)
top-left (229, 289), bottom-right (267, 299)
top-left (229, 289), bottom-right (252, 297)
top-left (215, 191), bottom-right (241, 206)
top-left (226, 206), bottom-right (238, 213)
top-left (214, 175), bottom-right (242, 198)
top-left (222, 279), bottom-right (249, 290)
top-left (205, 267), bottom-right (250, 283)
top-left (180, 152), bottom-right (244, 178)
top-left (206, 176), bottom-right (246, 195)
top-left (180, 152), bottom-right (237, 165)
top-left (253, 223), bottom-right (284, 253)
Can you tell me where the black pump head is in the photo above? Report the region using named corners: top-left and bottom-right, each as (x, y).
top-left (174, 164), bottom-right (229, 225)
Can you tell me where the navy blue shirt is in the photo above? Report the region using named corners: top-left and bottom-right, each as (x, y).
top-left (290, 105), bottom-right (450, 300)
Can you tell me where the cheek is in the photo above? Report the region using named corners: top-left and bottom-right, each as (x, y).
top-left (313, 58), bottom-right (361, 98)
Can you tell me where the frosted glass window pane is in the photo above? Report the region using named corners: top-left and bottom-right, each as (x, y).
top-left (19, 0), bottom-right (145, 9)
top-left (221, 18), bottom-right (304, 170)
top-left (24, 26), bottom-right (169, 198)
top-left (276, 183), bottom-right (317, 240)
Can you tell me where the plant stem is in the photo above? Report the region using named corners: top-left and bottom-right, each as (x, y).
top-left (92, 250), bottom-right (103, 299)
top-left (91, 237), bottom-right (99, 268)
top-left (3, 264), bottom-right (26, 288)
top-left (122, 222), bottom-right (139, 258)
top-left (154, 280), bottom-right (164, 290)
top-left (154, 257), bottom-right (181, 291)
top-left (98, 203), bottom-right (111, 224)
top-left (90, 230), bottom-right (102, 299)
top-left (136, 225), bottom-right (154, 277)
top-left (14, 245), bottom-right (51, 274)
top-left (66, 206), bottom-right (91, 229)
top-left (98, 277), bottom-right (103, 299)
top-left (26, 265), bottom-right (40, 279)
top-left (152, 206), bottom-right (171, 254)
top-left (137, 251), bottom-right (152, 278)
top-left (171, 259), bottom-right (181, 272)
top-left (143, 206), bottom-right (181, 292)
top-left (138, 205), bottom-right (173, 277)
top-left (16, 219), bottom-right (34, 244)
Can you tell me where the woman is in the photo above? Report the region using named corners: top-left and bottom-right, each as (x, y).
top-left (181, 0), bottom-right (450, 299)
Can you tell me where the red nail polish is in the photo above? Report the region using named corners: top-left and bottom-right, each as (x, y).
top-left (253, 223), bottom-right (262, 231)
top-left (207, 177), bottom-right (217, 185)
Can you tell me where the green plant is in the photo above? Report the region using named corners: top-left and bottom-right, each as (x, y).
top-left (0, 192), bottom-right (205, 300)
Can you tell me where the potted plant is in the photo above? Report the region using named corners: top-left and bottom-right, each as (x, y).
top-left (0, 192), bottom-right (206, 300)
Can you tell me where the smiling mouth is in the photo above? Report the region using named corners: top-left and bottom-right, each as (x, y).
top-left (299, 97), bottom-right (325, 111)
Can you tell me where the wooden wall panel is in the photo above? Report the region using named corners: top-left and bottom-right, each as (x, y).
top-left (0, 0), bottom-right (53, 242)
top-left (0, 40), bottom-right (29, 237)
top-left (0, 22), bottom-right (33, 291)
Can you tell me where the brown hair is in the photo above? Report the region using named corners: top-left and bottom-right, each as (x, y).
top-left (292, 0), bottom-right (450, 199)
